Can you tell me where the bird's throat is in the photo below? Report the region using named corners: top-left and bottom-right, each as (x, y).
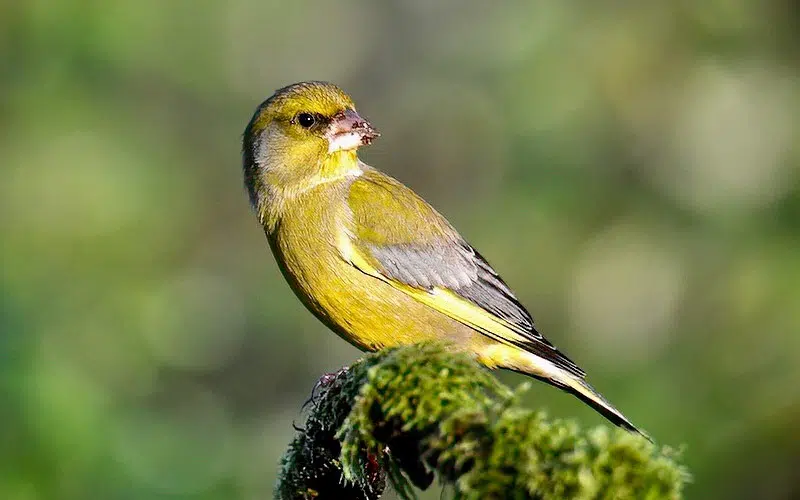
top-left (260, 150), bottom-right (361, 232)
top-left (323, 150), bottom-right (359, 175)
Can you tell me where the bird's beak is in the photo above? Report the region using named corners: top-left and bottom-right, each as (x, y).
top-left (325, 108), bottom-right (379, 153)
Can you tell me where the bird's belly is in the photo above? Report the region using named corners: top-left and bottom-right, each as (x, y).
top-left (272, 231), bottom-right (472, 352)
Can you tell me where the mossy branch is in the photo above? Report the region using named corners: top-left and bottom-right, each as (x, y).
top-left (275, 344), bottom-right (689, 499)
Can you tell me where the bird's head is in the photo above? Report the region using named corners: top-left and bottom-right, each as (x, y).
top-left (242, 81), bottom-right (378, 208)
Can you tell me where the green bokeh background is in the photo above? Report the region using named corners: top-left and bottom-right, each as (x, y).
top-left (2, 1), bottom-right (799, 498)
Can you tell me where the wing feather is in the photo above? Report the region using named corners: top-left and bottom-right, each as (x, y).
top-left (344, 168), bottom-right (585, 378)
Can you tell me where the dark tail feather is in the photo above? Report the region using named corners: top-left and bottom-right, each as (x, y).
top-left (531, 373), bottom-right (652, 442)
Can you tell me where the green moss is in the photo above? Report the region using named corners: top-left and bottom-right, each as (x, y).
top-left (275, 344), bottom-right (689, 499)
top-left (275, 365), bottom-right (386, 500)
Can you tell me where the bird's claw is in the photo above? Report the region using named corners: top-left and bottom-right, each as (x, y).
top-left (302, 366), bottom-right (350, 409)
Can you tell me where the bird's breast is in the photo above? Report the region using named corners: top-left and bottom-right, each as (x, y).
top-left (266, 183), bottom-right (472, 351)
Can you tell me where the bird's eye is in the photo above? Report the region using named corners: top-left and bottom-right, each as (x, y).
top-left (296, 113), bottom-right (315, 128)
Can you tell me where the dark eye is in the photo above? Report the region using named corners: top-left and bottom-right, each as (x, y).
top-left (296, 113), bottom-right (315, 128)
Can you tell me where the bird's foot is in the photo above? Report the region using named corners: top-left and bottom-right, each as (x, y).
top-left (303, 366), bottom-right (350, 409)
top-left (317, 366), bottom-right (349, 387)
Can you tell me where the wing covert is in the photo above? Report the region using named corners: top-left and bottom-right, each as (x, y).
top-left (344, 168), bottom-right (585, 378)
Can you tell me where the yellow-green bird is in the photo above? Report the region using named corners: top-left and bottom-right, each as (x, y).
top-left (242, 81), bottom-right (645, 436)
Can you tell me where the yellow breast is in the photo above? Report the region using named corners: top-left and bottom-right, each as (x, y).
top-left (266, 181), bottom-right (473, 351)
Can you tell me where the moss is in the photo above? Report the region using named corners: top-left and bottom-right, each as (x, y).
top-left (275, 367), bottom-right (386, 500)
top-left (275, 344), bottom-right (689, 499)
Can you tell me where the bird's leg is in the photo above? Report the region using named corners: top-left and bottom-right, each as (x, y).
top-left (303, 366), bottom-right (350, 409)
top-left (318, 366), bottom-right (349, 386)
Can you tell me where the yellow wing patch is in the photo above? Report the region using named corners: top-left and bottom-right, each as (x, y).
top-left (396, 286), bottom-right (535, 349)
top-left (339, 236), bottom-right (535, 351)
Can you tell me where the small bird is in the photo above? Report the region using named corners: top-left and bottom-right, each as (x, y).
top-left (242, 81), bottom-right (646, 437)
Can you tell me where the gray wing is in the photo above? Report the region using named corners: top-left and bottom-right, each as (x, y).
top-left (367, 241), bottom-right (586, 378)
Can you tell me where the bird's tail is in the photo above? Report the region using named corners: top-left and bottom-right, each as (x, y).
top-left (498, 348), bottom-right (651, 441)
top-left (546, 374), bottom-right (651, 441)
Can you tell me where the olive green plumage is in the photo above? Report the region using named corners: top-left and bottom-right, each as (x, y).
top-left (242, 81), bottom-right (647, 438)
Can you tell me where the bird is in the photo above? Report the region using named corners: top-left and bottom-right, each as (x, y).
top-left (241, 81), bottom-right (646, 437)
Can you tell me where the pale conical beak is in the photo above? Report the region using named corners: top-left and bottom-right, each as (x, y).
top-left (325, 108), bottom-right (379, 153)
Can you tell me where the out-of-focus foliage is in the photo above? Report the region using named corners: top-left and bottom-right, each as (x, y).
top-left (1, 1), bottom-right (798, 499)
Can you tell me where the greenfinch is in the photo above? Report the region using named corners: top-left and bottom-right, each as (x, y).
top-left (242, 81), bottom-right (645, 437)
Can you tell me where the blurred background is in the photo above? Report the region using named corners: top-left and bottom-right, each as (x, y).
top-left (1, 0), bottom-right (799, 498)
